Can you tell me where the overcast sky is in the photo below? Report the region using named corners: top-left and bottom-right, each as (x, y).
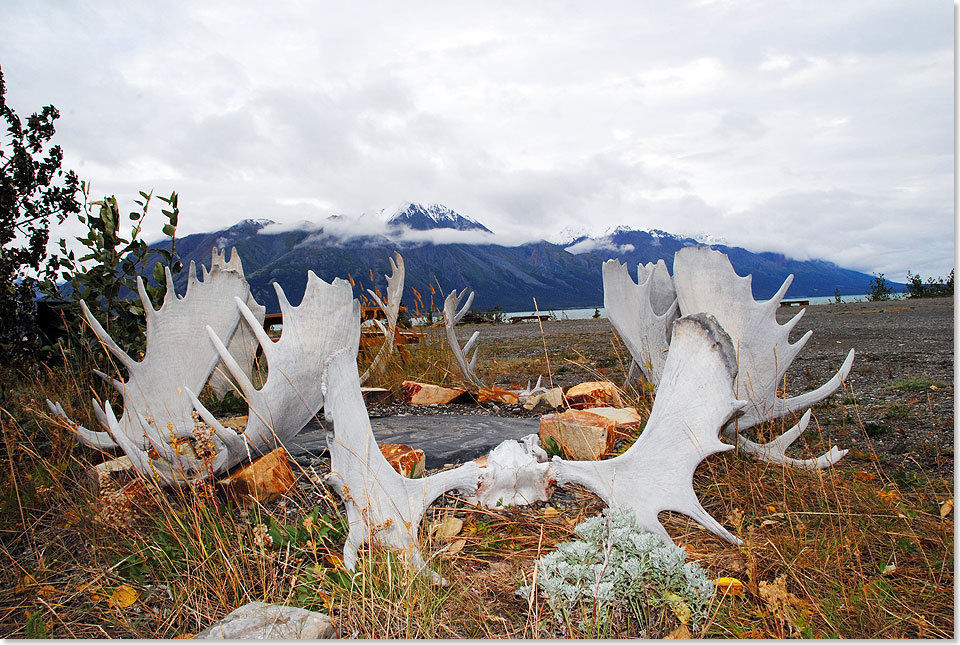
top-left (3, 1), bottom-right (954, 280)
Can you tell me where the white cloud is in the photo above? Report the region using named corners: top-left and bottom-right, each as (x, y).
top-left (0, 0), bottom-right (952, 280)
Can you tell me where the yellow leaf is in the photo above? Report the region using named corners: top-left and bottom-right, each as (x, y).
top-left (664, 592), bottom-right (691, 625)
top-left (430, 516), bottom-right (463, 540)
top-left (172, 634), bottom-right (195, 639)
top-left (541, 506), bottom-right (559, 518)
top-left (665, 624), bottom-right (691, 639)
top-left (446, 538), bottom-right (467, 556)
top-left (713, 577), bottom-right (745, 596)
top-left (766, 505), bottom-right (777, 513)
top-left (108, 584), bottom-right (139, 608)
top-left (940, 497), bottom-right (954, 519)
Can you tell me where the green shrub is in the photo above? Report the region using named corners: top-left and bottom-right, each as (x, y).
top-left (519, 508), bottom-right (714, 637)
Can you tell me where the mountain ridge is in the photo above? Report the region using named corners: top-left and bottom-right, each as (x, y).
top-left (152, 202), bottom-right (896, 314)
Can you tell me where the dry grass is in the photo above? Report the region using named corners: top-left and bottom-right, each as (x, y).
top-left (0, 327), bottom-right (953, 638)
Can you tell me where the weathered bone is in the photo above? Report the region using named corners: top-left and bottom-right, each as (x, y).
top-left (207, 248), bottom-right (267, 398)
top-left (603, 259), bottom-right (679, 387)
top-left (442, 288), bottom-right (484, 387)
top-left (47, 251), bottom-right (250, 461)
top-left (188, 273), bottom-right (360, 465)
top-left (736, 409), bottom-right (846, 469)
top-left (359, 252), bottom-right (404, 385)
top-left (322, 348), bottom-right (480, 585)
top-left (475, 434), bottom-right (554, 509)
top-left (672, 247), bottom-right (852, 466)
top-left (552, 314), bottom-right (747, 545)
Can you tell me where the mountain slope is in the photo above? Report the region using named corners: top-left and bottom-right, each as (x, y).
top-left (152, 203), bottom-right (894, 314)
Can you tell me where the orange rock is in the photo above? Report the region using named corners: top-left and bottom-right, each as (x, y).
top-left (539, 409), bottom-right (617, 460)
top-left (379, 443), bottom-right (425, 478)
top-left (361, 387), bottom-right (393, 405)
top-left (219, 448), bottom-right (296, 506)
top-left (478, 387), bottom-right (519, 405)
top-left (564, 381), bottom-right (624, 409)
top-left (401, 381), bottom-right (471, 405)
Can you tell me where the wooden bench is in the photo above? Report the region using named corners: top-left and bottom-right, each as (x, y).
top-left (779, 299), bottom-right (809, 308)
top-left (510, 314), bottom-right (550, 323)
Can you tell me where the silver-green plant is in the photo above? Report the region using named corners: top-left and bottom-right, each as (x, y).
top-left (519, 508), bottom-right (714, 636)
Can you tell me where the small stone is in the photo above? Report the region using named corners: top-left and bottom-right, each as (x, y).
top-left (401, 381), bottom-right (471, 405)
top-left (195, 601), bottom-right (334, 639)
top-left (379, 443), bottom-right (425, 478)
top-left (219, 448), bottom-right (296, 506)
top-left (521, 386), bottom-right (564, 411)
top-left (361, 387), bottom-right (393, 405)
top-left (539, 409), bottom-right (617, 460)
top-left (478, 387), bottom-right (519, 405)
top-left (564, 381), bottom-right (624, 409)
top-left (218, 416), bottom-right (248, 430)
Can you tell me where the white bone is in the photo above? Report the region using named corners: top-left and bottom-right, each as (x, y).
top-left (360, 252), bottom-right (404, 385)
top-left (602, 259), bottom-right (679, 387)
top-left (475, 435), bottom-right (554, 509)
top-left (552, 314), bottom-right (747, 545)
top-left (733, 409), bottom-right (848, 469)
top-left (442, 288), bottom-right (484, 387)
top-left (47, 254), bottom-right (250, 462)
top-left (322, 348), bottom-right (480, 585)
top-left (672, 247), bottom-right (853, 468)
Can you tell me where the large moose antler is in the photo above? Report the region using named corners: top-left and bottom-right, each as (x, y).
top-left (186, 272), bottom-right (360, 475)
top-left (552, 314), bottom-right (747, 545)
top-left (603, 259), bottom-right (679, 386)
top-left (47, 249), bottom-right (250, 461)
top-left (322, 347), bottom-right (480, 585)
top-left (359, 252), bottom-right (404, 385)
top-left (672, 247), bottom-right (853, 467)
top-left (442, 287), bottom-right (484, 387)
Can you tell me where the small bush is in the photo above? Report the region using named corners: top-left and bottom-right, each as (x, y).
top-left (519, 508), bottom-right (714, 637)
top-left (883, 376), bottom-right (948, 392)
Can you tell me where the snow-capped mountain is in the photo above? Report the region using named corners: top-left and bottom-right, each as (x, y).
top-left (377, 202), bottom-right (492, 233)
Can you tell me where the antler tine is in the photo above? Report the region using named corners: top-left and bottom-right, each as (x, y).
top-left (79, 300), bottom-right (137, 371)
top-left (233, 296), bottom-right (275, 361)
top-left (163, 265), bottom-right (178, 304)
top-left (184, 386), bottom-right (247, 454)
top-left (735, 409), bottom-right (848, 469)
top-left (205, 324), bottom-right (259, 404)
top-left (136, 277), bottom-right (158, 325)
top-left (45, 399), bottom-right (121, 449)
top-left (765, 273), bottom-right (794, 312)
top-left (93, 369), bottom-right (124, 394)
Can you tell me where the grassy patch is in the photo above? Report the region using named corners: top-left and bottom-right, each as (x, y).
top-left (883, 376), bottom-right (949, 392)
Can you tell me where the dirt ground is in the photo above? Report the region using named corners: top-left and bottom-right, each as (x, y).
top-left (451, 297), bottom-right (954, 477)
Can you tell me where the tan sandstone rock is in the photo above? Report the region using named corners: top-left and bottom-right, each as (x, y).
top-left (583, 406), bottom-right (643, 436)
top-left (564, 381), bottom-right (624, 409)
top-left (219, 448), bottom-right (296, 506)
top-left (478, 387), bottom-right (520, 405)
top-left (401, 381), bottom-right (471, 405)
top-left (539, 409), bottom-right (617, 460)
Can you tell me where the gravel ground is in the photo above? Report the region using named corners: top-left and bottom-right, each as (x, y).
top-left (444, 296), bottom-right (955, 477)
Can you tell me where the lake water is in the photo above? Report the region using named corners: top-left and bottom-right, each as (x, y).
top-left (502, 294), bottom-right (871, 321)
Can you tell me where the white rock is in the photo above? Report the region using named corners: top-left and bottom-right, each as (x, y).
top-left (195, 601), bottom-right (334, 639)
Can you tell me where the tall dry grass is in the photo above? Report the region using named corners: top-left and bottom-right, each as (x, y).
top-left (0, 320), bottom-right (953, 638)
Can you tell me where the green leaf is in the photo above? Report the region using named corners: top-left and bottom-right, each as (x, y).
top-left (161, 224), bottom-right (176, 237)
top-left (129, 212), bottom-right (141, 220)
top-left (153, 262), bottom-right (165, 284)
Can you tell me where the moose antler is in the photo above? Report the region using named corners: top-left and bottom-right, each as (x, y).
top-left (47, 249), bottom-right (251, 464)
top-left (442, 287), bottom-right (484, 387)
top-left (603, 259), bottom-right (679, 386)
top-left (359, 252), bottom-right (404, 385)
top-left (672, 247), bottom-right (852, 467)
top-left (322, 348), bottom-right (480, 585)
top-left (552, 313), bottom-right (747, 545)
top-left (186, 272), bottom-right (360, 472)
